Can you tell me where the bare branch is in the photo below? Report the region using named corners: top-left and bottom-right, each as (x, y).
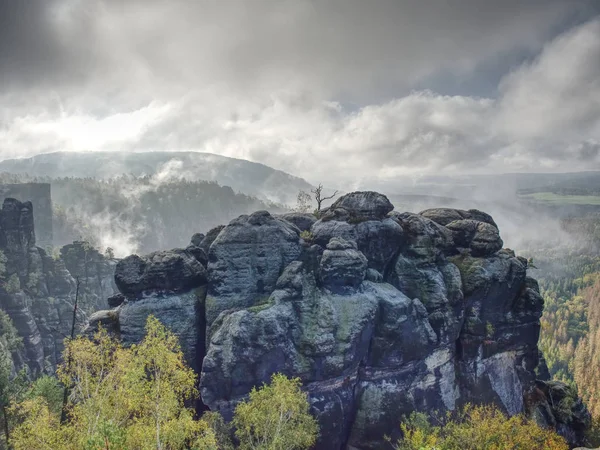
top-left (311, 183), bottom-right (338, 213)
top-left (320, 190), bottom-right (339, 202)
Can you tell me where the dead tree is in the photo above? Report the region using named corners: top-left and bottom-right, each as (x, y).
top-left (311, 184), bottom-right (338, 213)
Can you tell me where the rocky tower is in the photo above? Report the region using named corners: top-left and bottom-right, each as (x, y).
top-left (0, 198), bottom-right (117, 375)
top-left (0, 183), bottom-right (53, 249)
top-left (93, 191), bottom-right (590, 449)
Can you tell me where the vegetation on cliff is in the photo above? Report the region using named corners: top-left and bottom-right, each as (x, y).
top-left (7, 316), bottom-right (319, 450)
top-left (393, 404), bottom-right (568, 450)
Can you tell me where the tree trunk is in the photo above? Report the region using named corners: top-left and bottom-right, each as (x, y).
top-left (2, 401), bottom-right (10, 450)
top-left (61, 277), bottom-right (80, 424)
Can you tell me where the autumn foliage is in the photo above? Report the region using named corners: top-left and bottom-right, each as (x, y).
top-left (393, 403), bottom-right (568, 450)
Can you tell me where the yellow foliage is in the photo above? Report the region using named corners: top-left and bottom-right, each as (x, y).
top-left (10, 398), bottom-right (77, 450)
top-left (395, 404), bottom-right (568, 450)
top-left (233, 373), bottom-right (319, 450)
top-left (12, 316), bottom-right (217, 450)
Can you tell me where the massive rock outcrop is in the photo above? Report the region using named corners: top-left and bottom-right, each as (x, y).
top-left (93, 192), bottom-right (590, 449)
top-left (0, 198), bottom-right (117, 375)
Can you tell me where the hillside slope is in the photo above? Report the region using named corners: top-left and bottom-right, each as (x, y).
top-left (0, 151), bottom-right (313, 205)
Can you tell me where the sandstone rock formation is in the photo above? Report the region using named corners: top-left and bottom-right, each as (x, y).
top-left (0, 198), bottom-right (117, 376)
top-left (92, 192), bottom-right (590, 449)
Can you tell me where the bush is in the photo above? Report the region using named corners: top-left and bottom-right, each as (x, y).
top-left (393, 404), bottom-right (568, 450)
top-left (4, 274), bottom-right (20, 294)
top-left (300, 230), bottom-right (314, 243)
top-left (233, 373), bottom-right (319, 450)
top-left (11, 316), bottom-right (218, 450)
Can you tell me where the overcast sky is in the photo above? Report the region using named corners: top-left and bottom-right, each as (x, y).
top-left (1, 0), bottom-right (599, 187)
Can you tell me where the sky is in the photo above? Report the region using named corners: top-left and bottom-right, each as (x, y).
top-left (0, 0), bottom-right (599, 187)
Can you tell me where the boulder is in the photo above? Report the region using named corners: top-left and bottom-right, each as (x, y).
top-left (312, 208), bottom-right (404, 274)
top-left (278, 212), bottom-right (317, 232)
top-left (392, 212), bottom-right (453, 262)
top-left (190, 232), bottom-right (205, 247)
top-left (199, 225), bottom-right (225, 253)
top-left (319, 238), bottom-right (368, 291)
top-left (324, 191), bottom-right (394, 221)
top-left (420, 207), bottom-right (498, 228)
top-left (445, 219), bottom-right (503, 256)
top-left (115, 249), bottom-right (207, 298)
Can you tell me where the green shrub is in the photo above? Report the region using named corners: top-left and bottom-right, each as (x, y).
top-left (300, 230), bottom-right (314, 243)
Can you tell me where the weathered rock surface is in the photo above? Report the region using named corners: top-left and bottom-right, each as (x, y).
top-left (0, 199), bottom-right (117, 376)
top-left (115, 249), bottom-right (207, 298)
top-left (420, 207), bottom-right (498, 228)
top-left (119, 287), bottom-right (206, 371)
top-left (312, 192), bottom-right (404, 275)
top-left (205, 210), bottom-right (302, 325)
top-left (87, 191), bottom-right (589, 449)
top-left (325, 191), bottom-right (394, 221)
top-left (278, 212), bottom-right (317, 232)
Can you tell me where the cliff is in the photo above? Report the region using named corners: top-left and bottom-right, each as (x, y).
top-left (0, 183), bottom-right (53, 249)
top-left (90, 191), bottom-right (590, 449)
top-left (0, 198), bottom-right (116, 376)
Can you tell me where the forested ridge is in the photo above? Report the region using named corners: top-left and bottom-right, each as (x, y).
top-left (526, 213), bottom-right (600, 431)
top-left (0, 172), bottom-right (286, 256)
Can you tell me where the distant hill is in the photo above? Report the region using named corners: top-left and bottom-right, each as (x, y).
top-left (0, 151), bottom-right (314, 206)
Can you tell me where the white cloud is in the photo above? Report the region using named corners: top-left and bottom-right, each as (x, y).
top-left (0, 3), bottom-right (599, 189)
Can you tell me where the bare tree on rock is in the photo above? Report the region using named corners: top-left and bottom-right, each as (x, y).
top-left (311, 184), bottom-right (338, 213)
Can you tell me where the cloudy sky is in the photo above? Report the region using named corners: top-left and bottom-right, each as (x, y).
top-left (1, 0), bottom-right (599, 187)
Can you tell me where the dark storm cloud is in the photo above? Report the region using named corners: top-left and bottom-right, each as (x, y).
top-left (0, 0), bottom-right (94, 89)
top-left (0, 0), bottom-right (594, 98)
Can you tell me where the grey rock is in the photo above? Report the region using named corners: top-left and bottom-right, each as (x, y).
top-left (190, 232), bottom-right (205, 247)
top-left (199, 225), bottom-right (225, 253)
top-left (392, 212), bottom-right (453, 262)
top-left (83, 191), bottom-right (588, 449)
top-left (445, 219), bottom-right (503, 256)
top-left (327, 191), bottom-right (394, 221)
top-left (532, 380), bottom-right (591, 448)
top-left (312, 217), bottom-right (404, 273)
top-left (107, 293), bottom-right (126, 308)
top-left (115, 249), bottom-right (207, 298)
top-left (185, 244), bottom-right (208, 266)
top-left (205, 210), bottom-right (301, 325)
top-left (420, 207), bottom-right (498, 228)
top-left (365, 268), bottom-right (383, 283)
top-left (320, 238), bottom-right (368, 291)
top-left (0, 199), bottom-right (116, 376)
top-left (279, 212), bottom-right (317, 232)
top-left (119, 288), bottom-right (206, 371)
top-left (86, 308), bottom-right (121, 338)
top-left (326, 237), bottom-right (358, 250)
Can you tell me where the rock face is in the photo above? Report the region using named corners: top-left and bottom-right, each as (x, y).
top-left (0, 198), bottom-right (117, 376)
top-left (92, 191), bottom-right (589, 449)
top-left (205, 211), bottom-right (302, 325)
top-left (0, 183), bottom-right (53, 248)
top-left (115, 249), bottom-right (207, 298)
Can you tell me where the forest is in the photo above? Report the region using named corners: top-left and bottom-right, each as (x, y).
top-left (0, 173), bottom-right (286, 257)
